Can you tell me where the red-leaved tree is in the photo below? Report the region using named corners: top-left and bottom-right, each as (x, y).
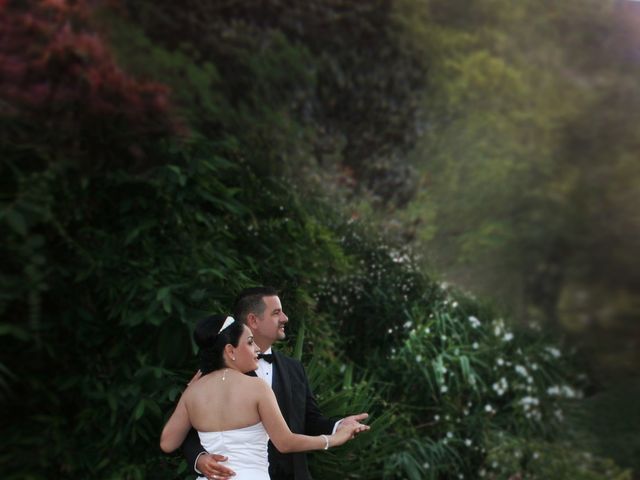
top-left (0, 0), bottom-right (184, 169)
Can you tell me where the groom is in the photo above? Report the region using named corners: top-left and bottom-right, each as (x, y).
top-left (181, 286), bottom-right (368, 480)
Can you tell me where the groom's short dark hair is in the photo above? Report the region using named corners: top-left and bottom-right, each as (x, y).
top-left (234, 286), bottom-right (278, 323)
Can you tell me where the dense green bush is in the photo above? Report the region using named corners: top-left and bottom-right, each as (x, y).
top-left (111, 0), bottom-right (427, 205)
top-left (484, 431), bottom-right (632, 480)
top-left (309, 223), bottom-right (599, 478)
top-left (0, 129), bottom-right (389, 477)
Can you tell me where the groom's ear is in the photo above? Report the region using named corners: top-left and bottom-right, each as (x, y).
top-left (246, 313), bottom-right (258, 329)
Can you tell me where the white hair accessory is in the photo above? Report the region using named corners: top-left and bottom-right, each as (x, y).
top-left (218, 316), bottom-right (235, 334)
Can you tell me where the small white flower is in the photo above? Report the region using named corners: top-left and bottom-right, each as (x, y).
top-left (496, 358), bottom-right (504, 366)
top-left (440, 385), bottom-right (449, 394)
top-left (472, 342), bottom-right (479, 349)
top-left (492, 377), bottom-right (509, 396)
top-left (452, 301), bottom-right (459, 308)
top-left (561, 385), bottom-right (579, 398)
top-left (403, 321), bottom-right (412, 329)
top-left (434, 414), bottom-right (440, 421)
top-left (484, 404), bottom-right (494, 413)
top-left (468, 316), bottom-right (481, 328)
top-left (447, 431), bottom-right (454, 438)
top-left (423, 462), bottom-right (430, 469)
top-left (546, 346), bottom-right (561, 358)
top-left (464, 438), bottom-right (472, 447)
top-left (503, 332), bottom-right (514, 342)
top-left (415, 354), bottom-right (423, 362)
top-left (515, 365), bottom-right (529, 377)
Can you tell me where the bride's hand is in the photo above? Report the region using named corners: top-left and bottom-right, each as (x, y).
top-left (187, 369), bottom-right (202, 387)
top-left (329, 422), bottom-right (370, 447)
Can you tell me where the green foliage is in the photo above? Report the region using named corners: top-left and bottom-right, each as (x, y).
top-left (104, 11), bottom-right (315, 171)
top-left (314, 220), bottom-right (436, 365)
top-left (0, 124), bottom-right (360, 477)
top-left (113, 0), bottom-right (427, 205)
top-left (306, 350), bottom-right (400, 478)
top-left (307, 217), bottom-right (609, 478)
top-left (484, 431), bottom-right (632, 480)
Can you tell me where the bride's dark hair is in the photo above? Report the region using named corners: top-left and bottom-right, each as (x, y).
top-left (194, 314), bottom-right (244, 374)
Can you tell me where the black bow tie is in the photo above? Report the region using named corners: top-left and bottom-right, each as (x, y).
top-left (258, 353), bottom-right (274, 363)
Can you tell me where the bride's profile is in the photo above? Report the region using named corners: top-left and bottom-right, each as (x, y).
top-left (160, 314), bottom-right (367, 479)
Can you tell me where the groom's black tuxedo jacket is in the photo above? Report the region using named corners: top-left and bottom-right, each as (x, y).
top-left (182, 350), bottom-right (336, 480)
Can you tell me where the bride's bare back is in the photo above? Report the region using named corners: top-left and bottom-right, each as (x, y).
top-left (185, 368), bottom-right (264, 432)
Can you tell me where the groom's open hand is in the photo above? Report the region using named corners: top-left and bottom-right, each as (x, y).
top-left (196, 453), bottom-right (235, 479)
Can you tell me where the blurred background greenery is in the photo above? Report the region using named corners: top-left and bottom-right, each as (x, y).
top-left (1, 0), bottom-right (638, 478)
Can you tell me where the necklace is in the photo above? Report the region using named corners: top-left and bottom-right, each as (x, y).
top-left (222, 368), bottom-right (228, 381)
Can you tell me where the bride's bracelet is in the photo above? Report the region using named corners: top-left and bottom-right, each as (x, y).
top-left (321, 434), bottom-right (330, 450)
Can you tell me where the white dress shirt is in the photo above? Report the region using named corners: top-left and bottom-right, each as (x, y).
top-left (255, 347), bottom-right (274, 387)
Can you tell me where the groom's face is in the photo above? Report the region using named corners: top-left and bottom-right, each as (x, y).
top-left (250, 295), bottom-right (288, 347)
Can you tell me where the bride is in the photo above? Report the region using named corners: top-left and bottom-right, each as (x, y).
top-left (160, 315), bottom-right (367, 480)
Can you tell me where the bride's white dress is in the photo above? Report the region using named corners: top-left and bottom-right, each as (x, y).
top-left (196, 422), bottom-right (269, 480)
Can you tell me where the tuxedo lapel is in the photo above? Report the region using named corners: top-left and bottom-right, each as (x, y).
top-left (271, 352), bottom-right (292, 422)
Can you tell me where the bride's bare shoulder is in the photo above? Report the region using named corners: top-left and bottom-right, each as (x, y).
top-left (243, 373), bottom-right (270, 391)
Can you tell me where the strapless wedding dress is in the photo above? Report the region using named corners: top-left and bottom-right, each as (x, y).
top-left (197, 422), bottom-right (269, 480)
